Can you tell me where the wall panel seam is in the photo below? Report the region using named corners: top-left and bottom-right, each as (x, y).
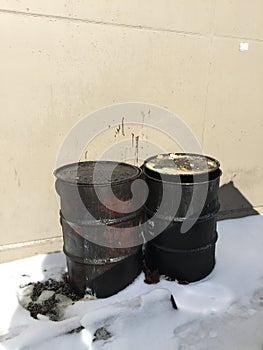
top-left (0, 8), bottom-right (208, 38)
top-left (201, 0), bottom-right (217, 148)
top-left (0, 236), bottom-right (62, 252)
top-left (2, 9), bottom-right (263, 43)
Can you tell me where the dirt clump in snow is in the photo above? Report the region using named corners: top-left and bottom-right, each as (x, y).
top-left (18, 273), bottom-right (83, 321)
top-left (30, 274), bottom-right (81, 302)
top-left (93, 327), bottom-right (112, 342)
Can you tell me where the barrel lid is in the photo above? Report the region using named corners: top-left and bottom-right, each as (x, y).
top-left (143, 153), bottom-right (220, 182)
top-left (54, 161), bottom-right (141, 185)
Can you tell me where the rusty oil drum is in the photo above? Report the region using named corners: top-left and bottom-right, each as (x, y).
top-left (143, 153), bottom-right (221, 282)
top-left (54, 161), bottom-right (144, 298)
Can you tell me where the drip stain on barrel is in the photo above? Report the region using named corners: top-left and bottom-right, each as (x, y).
top-left (54, 161), bottom-right (143, 298)
top-left (143, 153), bottom-right (221, 283)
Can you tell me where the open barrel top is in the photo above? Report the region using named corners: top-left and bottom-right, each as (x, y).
top-left (144, 153), bottom-right (219, 175)
top-left (54, 161), bottom-right (141, 185)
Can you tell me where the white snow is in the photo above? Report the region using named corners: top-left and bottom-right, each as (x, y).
top-left (0, 215), bottom-right (263, 349)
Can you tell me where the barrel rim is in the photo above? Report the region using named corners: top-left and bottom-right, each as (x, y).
top-left (54, 160), bottom-right (142, 186)
top-left (147, 232), bottom-right (218, 255)
top-left (64, 246), bottom-right (142, 266)
top-left (60, 208), bottom-right (143, 227)
top-left (143, 168), bottom-right (222, 185)
top-left (144, 205), bottom-right (220, 222)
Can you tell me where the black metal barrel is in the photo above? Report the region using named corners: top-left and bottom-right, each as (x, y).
top-left (143, 153), bottom-right (221, 282)
top-left (54, 161), bottom-right (143, 298)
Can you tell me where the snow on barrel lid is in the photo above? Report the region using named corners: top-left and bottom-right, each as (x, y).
top-left (54, 161), bottom-right (141, 185)
top-left (144, 153), bottom-right (220, 176)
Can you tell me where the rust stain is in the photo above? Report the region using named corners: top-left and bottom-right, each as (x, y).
top-left (141, 111), bottom-right (145, 123)
top-left (131, 132), bottom-right (135, 147)
top-left (14, 168), bottom-right (21, 187)
top-left (114, 125), bottom-right (121, 138)
top-left (135, 136), bottom-right (139, 164)
top-left (121, 117), bottom-right (125, 136)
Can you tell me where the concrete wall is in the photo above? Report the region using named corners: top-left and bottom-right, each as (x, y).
top-left (1, 1), bottom-right (262, 262)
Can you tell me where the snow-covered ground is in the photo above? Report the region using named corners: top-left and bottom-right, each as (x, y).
top-left (0, 215), bottom-right (263, 350)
